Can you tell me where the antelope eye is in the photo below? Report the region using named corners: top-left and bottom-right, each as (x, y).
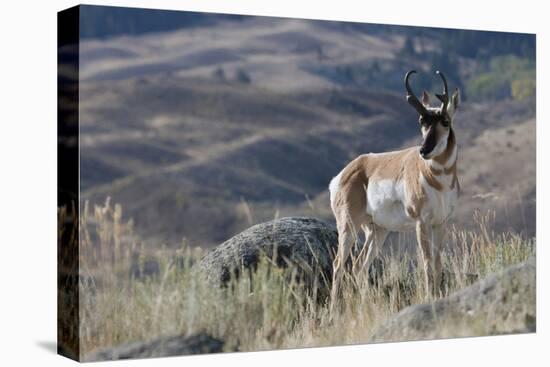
top-left (441, 119), bottom-right (449, 127)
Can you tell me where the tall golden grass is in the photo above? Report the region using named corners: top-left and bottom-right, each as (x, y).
top-left (72, 199), bottom-right (534, 356)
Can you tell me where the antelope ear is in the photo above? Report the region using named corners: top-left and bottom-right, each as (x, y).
top-left (451, 88), bottom-right (461, 109)
top-left (422, 90), bottom-right (430, 107)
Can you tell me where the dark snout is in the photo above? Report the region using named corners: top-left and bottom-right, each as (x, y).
top-left (420, 125), bottom-right (438, 159)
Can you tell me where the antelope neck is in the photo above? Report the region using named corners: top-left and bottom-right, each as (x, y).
top-left (420, 128), bottom-right (459, 192)
top-left (431, 128), bottom-right (457, 171)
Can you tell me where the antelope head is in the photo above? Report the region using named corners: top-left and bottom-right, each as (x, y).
top-left (405, 70), bottom-right (460, 159)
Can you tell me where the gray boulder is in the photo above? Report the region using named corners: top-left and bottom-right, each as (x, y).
top-left (198, 217), bottom-right (338, 291)
top-left (83, 333), bottom-right (224, 361)
top-left (370, 258), bottom-right (536, 343)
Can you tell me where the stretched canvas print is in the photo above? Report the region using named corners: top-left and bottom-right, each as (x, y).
top-left (58, 4), bottom-right (536, 362)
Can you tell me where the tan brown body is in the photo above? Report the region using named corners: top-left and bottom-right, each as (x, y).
top-left (330, 129), bottom-right (458, 227)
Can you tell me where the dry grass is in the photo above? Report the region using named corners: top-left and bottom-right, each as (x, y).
top-left (74, 199), bottom-right (535, 356)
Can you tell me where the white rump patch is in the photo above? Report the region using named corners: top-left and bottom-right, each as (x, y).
top-left (329, 171), bottom-right (343, 208)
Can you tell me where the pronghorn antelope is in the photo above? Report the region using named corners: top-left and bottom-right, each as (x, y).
top-left (329, 70), bottom-right (460, 306)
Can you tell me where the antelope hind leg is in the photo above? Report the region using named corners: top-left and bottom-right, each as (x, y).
top-left (330, 220), bottom-right (353, 312)
top-left (354, 224), bottom-right (388, 283)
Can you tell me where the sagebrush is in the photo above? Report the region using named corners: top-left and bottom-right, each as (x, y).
top-left (72, 199), bottom-right (535, 355)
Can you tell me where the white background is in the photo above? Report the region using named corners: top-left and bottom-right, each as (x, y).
top-left (0, 0), bottom-right (547, 365)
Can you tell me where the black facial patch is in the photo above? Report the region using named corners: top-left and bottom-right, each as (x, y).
top-left (420, 111), bottom-right (444, 125)
top-left (419, 109), bottom-right (450, 129)
top-left (420, 124), bottom-right (438, 157)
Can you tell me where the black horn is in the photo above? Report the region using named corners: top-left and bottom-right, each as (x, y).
top-left (405, 70), bottom-right (428, 116)
top-left (435, 70), bottom-right (449, 114)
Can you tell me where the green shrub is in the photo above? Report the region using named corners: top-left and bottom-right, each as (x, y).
top-left (466, 55), bottom-right (535, 101)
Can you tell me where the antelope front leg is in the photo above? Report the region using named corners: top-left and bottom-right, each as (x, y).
top-left (415, 220), bottom-right (433, 296)
top-left (432, 222), bottom-right (446, 295)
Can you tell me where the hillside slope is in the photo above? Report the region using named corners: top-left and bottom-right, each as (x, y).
top-left (78, 17), bottom-right (535, 247)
